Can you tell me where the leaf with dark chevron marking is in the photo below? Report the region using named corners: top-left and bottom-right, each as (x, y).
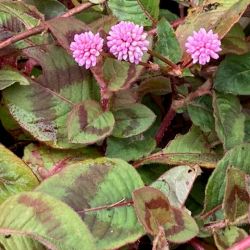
top-left (0, 192), bottom-right (96, 250)
top-left (204, 144), bottom-right (250, 214)
top-left (112, 103), bottom-right (156, 138)
top-left (67, 100), bottom-right (115, 145)
top-left (132, 186), bottom-right (199, 243)
top-left (223, 168), bottom-right (250, 223)
top-left (35, 158), bottom-right (145, 250)
top-left (2, 45), bottom-right (100, 148)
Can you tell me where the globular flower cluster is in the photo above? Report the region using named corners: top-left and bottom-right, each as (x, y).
top-left (70, 21), bottom-right (149, 69)
top-left (107, 21), bottom-right (149, 64)
top-left (70, 31), bottom-right (104, 69)
top-left (70, 22), bottom-right (221, 69)
top-left (185, 28), bottom-right (221, 65)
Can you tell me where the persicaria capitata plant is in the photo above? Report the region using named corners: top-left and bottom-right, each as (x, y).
top-left (0, 0), bottom-right (249, 250)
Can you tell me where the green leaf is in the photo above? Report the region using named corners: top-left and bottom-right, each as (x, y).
top-left (108, 0), bottom-right (159, 26)
top-left (36, 158), bottom-right (145, 250)
top-left (214, 226), bottom-right (248, 250)
top-left (214, 53), bottom-right (250, 95)
top-left (138, 76), bottom-right (172, 97)
top-left (176, 0), bottom-right (250, 52)
top-left (187, 95), bottom-right (214, 133)
top-left (106, 135), bottom-right (156, 161)
top-left (136, 126), bottom-right (220, 168)
top-left (132, 186), bottom-right (199, 243)
top-left (221, 23), bottom-right (248, 55)
top-left (0, 144), bottom-right (39, 205)
top-left (213, 92), bottom-right (245, 150)
top-left (23, 0), bottom-right (67, 19)
top-left (151, 165), bottom-right (201, 208)
top-left (155, 18), bottom-right (182, 64)
top-left (223, 168), bottom-right (249, 223)
top-left (23, 143), bottom-right (101, 180)
top-left (204, 143), bottom-right (250, 213)
top-left (0, 68), bottom-right (29, 90)
top-left (0, 192), bottom-right (96, 250)
top-left (112, 103), bottom-right (156, 138)
top-left (2, 45), bottom-right (99, 148)
top-left (67, 100), bottom-right (115, 145)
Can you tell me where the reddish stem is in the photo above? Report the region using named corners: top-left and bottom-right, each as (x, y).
top-left (155, 80), bottom-right (212, 146)
top-left (227, 235), bottom-right (250, 250)
top-left (189, 238), bottom-right (205, 250)
top-left (171, 18), bottom-right (185, 29)
top-left (77, 199), bottom-right (134, 214)
top-left (148, 49), bottom-right (178, 69)
top-left (0, 1), bottom-right (105, 50)
top-left (100, 89), bottom-right (110, 111)
top-left (155, 106), bottom-right (176, 146)
top-left (38, 157), bottom-right (71, 179)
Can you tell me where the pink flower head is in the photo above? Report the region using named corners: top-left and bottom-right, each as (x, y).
top-left (70, 31), bottom-right (104, 69)
top-left (107, 21), bottom-right (149, 64)
top-left (185, 28), bottom-right (221, 65)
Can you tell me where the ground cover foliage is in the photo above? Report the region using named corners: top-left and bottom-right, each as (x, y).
top-left (0, 0), bottom-right (250, 249)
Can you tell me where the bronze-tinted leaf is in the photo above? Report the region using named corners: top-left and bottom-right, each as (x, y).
top-left (132, 186), bottom-right (199, 243)
top-left (223, 168), bottom-right (249, 223)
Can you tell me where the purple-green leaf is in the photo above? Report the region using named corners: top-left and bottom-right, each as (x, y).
top-left (112, 103), bottom-right (156, 138)
top-left (23, 143), bottom-right (101, 180)
top-left (132, 186), bottom-right (199, 243)
top-left (67, 100), bottom-right (115, 145)
top-left (2, 45), bottom-right (99, 148)
top-left (0, 192), bottom-right (96, 250)
top-left (35, 158), bottom-right (145, 250)
top-left (223, 168), bottom-right (249, 223)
